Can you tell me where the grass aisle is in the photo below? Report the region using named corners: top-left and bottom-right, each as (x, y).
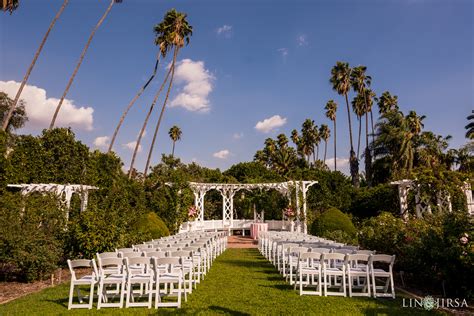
top-left (1, 249), bottom-right (439, 315)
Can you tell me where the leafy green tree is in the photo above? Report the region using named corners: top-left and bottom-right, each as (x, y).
top-left (50, 0), bottom-right (122, 129)
top-left (168, 125), bottom-right (182, 157)
top-left (0, 92), bottom-right (27, 132)
top-left (330, 62), bottom-right (359, 187)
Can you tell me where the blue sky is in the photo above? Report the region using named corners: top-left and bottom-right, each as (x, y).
top-left (1, 0), bottom-right (472, 174)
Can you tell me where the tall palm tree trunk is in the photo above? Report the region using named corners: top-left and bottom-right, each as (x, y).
top-left (2, 0), bottom-right (69, 131)
top-left (345, 93), bottom-right (359, 187)
top-left (323, 140), bottom-right (328, 164)
top-left (128, 65), bottom-right (172, 178)
top-left (316, 145), bottom-right (319, 161)
top-left (333, 119), bottom-right (337, 171)
top-left (312, 147), bottom-right (316, 165)
top-left (171, 140), bottom-right (176, 157)
top-left (362, 92), bottom-right (372, 186)
top-left (357, 116), bottom-right (361, 159)
top-left (143, 48), bottom-right (179, 176)
top-left (49, 0), bottom-right (116, 129)
top-left (108, 55), bottom-right (160, 153)
top-left (370, 110), bottom-right (375, 143)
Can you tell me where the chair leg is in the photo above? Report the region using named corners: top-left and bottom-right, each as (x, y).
top-left (342, 273), bottom-right (347, 297)
top-left (97, 281), bottom-right (103, 310)
top-left (119, 280), bottom-right (125, 308)
top-left (88, 283), bottom-right (94, 309)
top-left (371, 272), bottom-right (376, 297)
top-left (68, 282), bottom-right (74, 310)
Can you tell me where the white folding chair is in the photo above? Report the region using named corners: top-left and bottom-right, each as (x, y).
top-left (67, 259), bottom-right (98, 310)
top-left (322, 253), bottom-right (347, 297)
top-left (97, 257), bottom-right (126, 309)
top-left (287, 246), bottom-right (309, 285)
top-left (346, 254), bottom-right (371, 297)
top-left (171, 250), bottom-right (194, 296)
top-left (124, 257), bottom-right (153, 308)
top-left (295, 252), bottom-right (322, 296)
top-left (153, 257), bottom-right (184, 309)
top-left (370, 254), bottom-right (396, 298)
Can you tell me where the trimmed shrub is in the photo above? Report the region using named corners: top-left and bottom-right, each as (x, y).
top-left (310, 207), bottom-right (357, 241)
top-left (135, 212), bottom-right (170, 240)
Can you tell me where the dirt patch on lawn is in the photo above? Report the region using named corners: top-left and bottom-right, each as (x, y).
top-left (0, 268), bottom-right (88, 305)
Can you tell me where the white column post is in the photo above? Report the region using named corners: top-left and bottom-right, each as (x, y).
top-left (398, 184), bottom-right (410, 220)
top-left (462, 182), bottom-right (474, 215)
top-left (295, 181), bottom-right (301, 233)
top-left (302, 183), bottom-right (308, 234)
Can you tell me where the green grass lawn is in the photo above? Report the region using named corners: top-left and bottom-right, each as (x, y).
top-left (1, 249), bottom-right (441, 315)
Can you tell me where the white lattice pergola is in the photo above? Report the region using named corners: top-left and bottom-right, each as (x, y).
top-left (7, 183), bottom-right (98, 221)
top-left (187, 181), bottom-right (317, 233)
top-left (391, 179), bottom-right (461, 219)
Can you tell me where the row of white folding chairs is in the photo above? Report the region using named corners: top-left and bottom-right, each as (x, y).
top-left (68, 232), bottom-right (227, 309)
top-left (293, 251), bottom-right (395, 298)
top-left (68, 256), bottom-right (187, 310)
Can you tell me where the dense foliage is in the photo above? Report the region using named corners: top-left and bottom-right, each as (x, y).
top-left (310, 207), bottom-right (357, 244)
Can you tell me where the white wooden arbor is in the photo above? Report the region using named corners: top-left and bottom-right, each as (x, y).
top-left (390, 179), bottom-right (474, 219)
top-left (187, 181), bottom-right (317, 233)
top-left (7, 183), bottom-right (98, 220)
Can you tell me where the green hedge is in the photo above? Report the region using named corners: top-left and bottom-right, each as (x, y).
top-left (135, 212), bottom-right (170, 240)
top-left (310, 207), bottom-right (357, 243)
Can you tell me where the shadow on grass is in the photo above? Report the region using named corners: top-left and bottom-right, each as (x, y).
top-left (260, 284), bottom-right (293, 291)
top-left (46, 297), bottom-right (68, 309)
top-left (209, 305), bottom-right (251, 315)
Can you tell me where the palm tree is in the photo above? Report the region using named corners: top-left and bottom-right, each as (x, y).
top-left (325, 100), bottom-right (337, 171)
top-left (168, 125), bottom-right (182, 157)
top-left (301, 119), bottom-right (315, 164)
top-left (313, 124), bottom-right (321, 162)
top-left (331, 62), bottom-right (359, 186)
top-left (49, 0), bottom-right (122, 129)
top-left (465, 110), bottom-right (474, 140)
top-left (143, 9), bottom-right (193, 176)
top-left (108, 52), bottom-right (164, 153)
top-left (1, 0), bottom-right (69, 131)
top-left (377, 91), bottom-right (399, 115)
top-left (319, 124), bottom-right (330, 163)
top-left (1, 0), bottom-right (18, 13)
top-left (351, 93), bottom-right (365, 159)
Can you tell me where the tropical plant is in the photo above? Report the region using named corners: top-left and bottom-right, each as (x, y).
top-left (1, 0), bottom-right (68, 131)
top-left (465, 110), bottom-right (474, 140)
top-left (49, 0), bottom-right (122, 129)
top-left (1, 0), bottom-right (18, 14)
top-left (168, 125), bottom-right (182, 157)
top-left (325, 100), bottom-right (337, 171)
top-left (301, 119), bottom-right (315, 164)
top-left (351, 93), bottom-right (365, 159)
top-left (377, 91), bottom-right (399, 115)
top-left (319, 124), bottom-right (330, 163)
top-left (142, 9), bottom-right (193, 177)
top-left (330, 61), bottom-right (359, 187)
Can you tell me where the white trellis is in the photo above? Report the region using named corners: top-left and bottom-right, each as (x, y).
top-left (461, 182), bottom-right (474, 216)
top-left (187, 181), bottom-right (317, 232)
top-left (7, 183), bottom-right (98, 221)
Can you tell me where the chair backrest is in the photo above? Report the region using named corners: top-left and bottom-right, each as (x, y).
top-left (332, 248), bottom-right (353, 255)
top-left (310, 247), bottom-right (331, 253)
top-left (124, 256), bottom-right (152, 271)
top-left (146, 251), bottom-right (167, 258)
top-left (98, 257), bottom-right (124, 273)
top-left (67, 259), bottom-right (98, 280)
top-left (356, 250), bottom-right (375, 255)
top-left (289, 246), bottom-right (309, 256)
top-left (346, 254), bottom-right (370, 268)
top-left (97, 252), bottom-right (119, 259)
top-left (338, 245), bottom-right (359, 251)
top-left (120, 251), bottom-right (143, 259)
top-left (116, 248), bottom-right (135, 253)
top-left (371, 254), bottom-right (395, 269)
top-left (170, 250), bottom-right (193, 259)
top-left (299, 252), bottom-right (322, 261)
top-left (322, 253), bottom-right (347, 262)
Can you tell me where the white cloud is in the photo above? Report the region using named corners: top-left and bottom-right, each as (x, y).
top-left (93, 136), bottom-right (109, 150)
top-left (123, 141), bottom-right (142, 153)
top-left (297, 35), bottom-right (308, 46)
top-left (0, 80), bottom-right (93, 131)
top-left (277, 48), bottom-right (289, 57)
top-left (216, 25), bottom-right (232, 37)
top-left (213, 149), bottom-right (230, 159)
top-left (170, 59), bottom-right (214, 112)
top-left (233, 132), bottom-right (243, 140)
top-left (255, 115), bottom-right (287, 133)
top-left (325, 157), bottom-right (350, 175)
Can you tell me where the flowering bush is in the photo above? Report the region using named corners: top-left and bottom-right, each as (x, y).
top-left (188, 205), bottom-right (198, 220)
top-left (284, 207), bottom-right (295, 219)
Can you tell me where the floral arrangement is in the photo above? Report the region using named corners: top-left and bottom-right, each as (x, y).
top-left (188, 205), bottom-right (198, 220)
top-left (284, 207), bottom-right (295, 220)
